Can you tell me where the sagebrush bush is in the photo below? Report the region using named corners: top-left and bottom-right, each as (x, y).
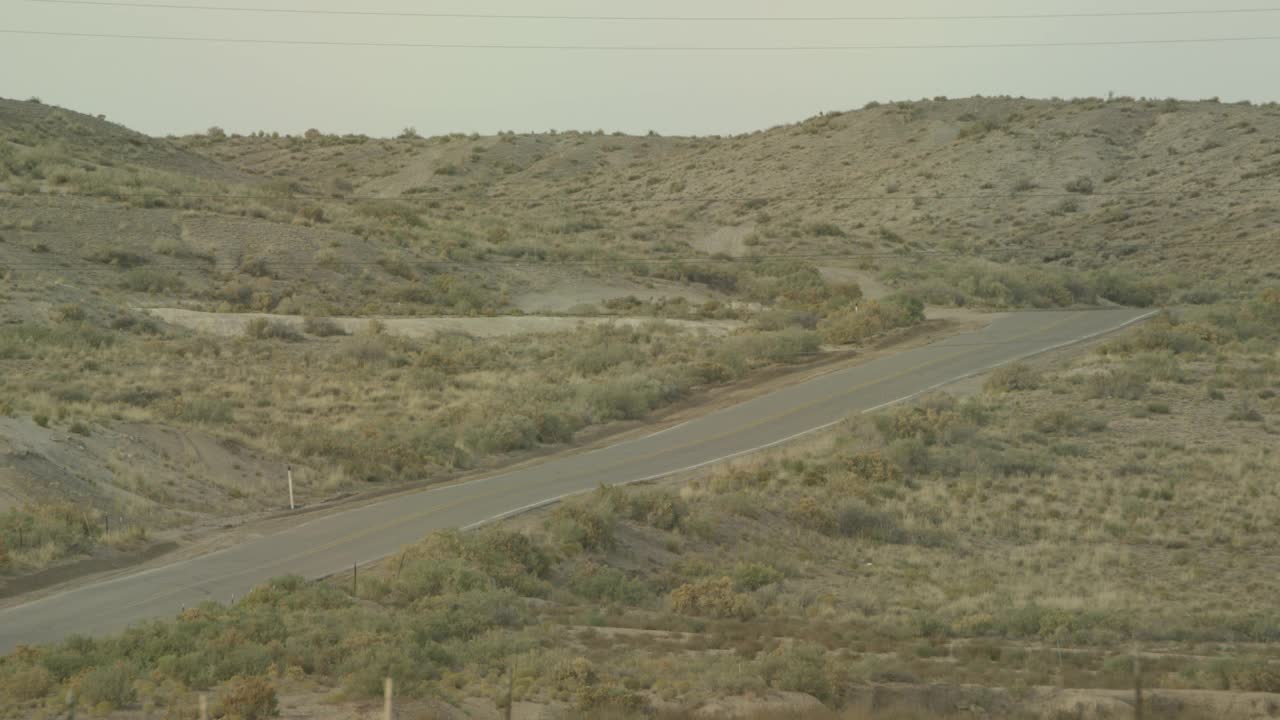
top-left (118, 267), bottom-right (186, 294)
top-left (245, 318), bottom-right (302, 341)
top-left (76, 661), bottom-right (136, 710)
top-left (548, 502), bottom-right (616, 552)
top-left (1084, 369), bottom-right (1149, 400)
top-left (574, 684), bottom-right (647, 713)
top-left (49, 303), bottom-right (85, 323)
top-left (818, 294), bottom-right (924, 345)
top-left (216, 675), bottom-right (279, 720)
top-left (845, 450), bottom-right (901, 483)
top-left (567, 562), bottom-right (651, 604)
top-left (984, 362), bottom-right (1041, 392)
top-left (0, 665), bottom-right (52, 702)
top-left (176, 397), bottom-right (235, 425)
top-left (302, 316), bottom-right (348, 337)
top-left (669, 576), bottom-right (755, 619)
top-left (731, 562), bottom-right (783, 591)
top-left (757, 643), bottom-right (833, 702)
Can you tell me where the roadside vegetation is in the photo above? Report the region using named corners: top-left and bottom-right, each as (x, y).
top-left (5, 95), bottom-right (1280, 717)
top-left (2, 289), bottom-right (1276, 717)
top-left (0, 265), bottom-right (925, 577)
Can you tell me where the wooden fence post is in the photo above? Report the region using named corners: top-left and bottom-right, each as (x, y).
top-left (384, 677), bottom-right (393, 720)
top-left (1133, 654), bottom-right (1144, 720)
top-left (504, 659), bottom-right (516, 720)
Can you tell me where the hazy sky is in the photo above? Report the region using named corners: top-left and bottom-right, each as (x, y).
top-left (3, 0), bottom-right (1278, 137)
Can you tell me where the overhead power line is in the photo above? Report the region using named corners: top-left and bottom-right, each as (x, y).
top-left (25, 0), bottom-right (1280, 23)
top-left (3, 28), bottom-right (1280, 51)
top-left (0, 238), bottom-right (1272, 270)
top-left (2, 187), bottom-right (1277, 204)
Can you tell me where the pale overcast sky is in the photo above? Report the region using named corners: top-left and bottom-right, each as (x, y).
top-left (2, 0), bottom-right (1277, 137)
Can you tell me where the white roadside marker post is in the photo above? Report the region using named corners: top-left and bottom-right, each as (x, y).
top-left (287, 464), bottom-right (295, 510)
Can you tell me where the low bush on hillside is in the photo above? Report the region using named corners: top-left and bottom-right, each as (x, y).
top-left (818, 294), bottom-right (924, 345)
top-left (301, 316), bottom-right (348, 337)
top-left (118, 267), bottom-right (187, 294)
top-left (984, 362), bottom-right (1041, 392)
top-left (0, 504), bottom-right (104, 572)
top-left (669, 577), bottom-right (755, 619)
top-left (216, 675), bottom-right (278, 720)
top-left (885, 260), bottom-right (1174, 309)
top-left (3, 289), bottom-right (1279, 713)
top-left (244, 317), bottom-right (302, 341)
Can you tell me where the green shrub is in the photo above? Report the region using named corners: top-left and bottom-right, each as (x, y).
top-left (178, 398), bottom-right (234, 425)
top-left (1, 665), bottom-right (53, 702)
top-left (845, 450), bottom-right (902, 483)
top-left (886, 437), bottom-right (931, 475)
top-left (119, 267), bottom-right (186, 294)
top-left (49, 303), bottom-right (86, 323)
top-left (805, 221), bottom-right (847, 238)
top-left (1064, 176), bottom-right (1095, 194)
top-left (1084, 369), bottom-right (1148, 400)
top-left (461, 412), bottom-right (540, 454)
top-left (567, 563), bottom-right (651, 604)
top-left (548, 502), bottom-right (616, 552)
top-left (76, 661), bottom-right (137, 710)
top-left (572, 342), bottom-right (633, 376)
top-left (669, 576), bottom-right (755, 619)
top-left (752, 309), bottom-right (819, 331)
top-left (575, 685), bottom-right (647, 714)
top-left (835, 502), bottom-right (909, 544)
top-left (757, 643), bottom-right (832, 702)
top-left (302, 316), bottom-right (348, 337)
top-left (819, 294), bottom-right (924, 344)
top-left (583, 375), bottom-right (669, 421)
top-left (238, 257), bottom-right (273, 278)
top-left (1228, 397), bottom-right (1263, 422)
top-left (984, 362), bottom-right (1041, 392)
top-left (618, 488), bottom-right (686, 530)
top-left (1033, 410), bottom-right (1105, 435)
top-left (85, 247), bottom-right (149, 268)
top-left (245, 318), bottom-right (302, 341)
top-left (731, 562), bottom-right (783, 591)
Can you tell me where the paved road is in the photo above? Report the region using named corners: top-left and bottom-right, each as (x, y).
top-left (0, 308), bottom-right (1151, 652)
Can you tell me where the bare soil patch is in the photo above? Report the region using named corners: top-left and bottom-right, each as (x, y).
top-left (148, 308), bottom-right (742, 338)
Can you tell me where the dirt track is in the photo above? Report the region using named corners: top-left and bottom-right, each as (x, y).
top-left (147, 308), bottom-right (742, 338)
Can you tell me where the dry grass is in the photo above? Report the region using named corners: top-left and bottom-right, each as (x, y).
top-left (3, 294), bottom-right (1275, 718)
top-left (4, 96), bottom-right (1280, 717)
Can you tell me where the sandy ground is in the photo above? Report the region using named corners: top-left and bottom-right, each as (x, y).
top-left (147, 308), bottom-right (743, 338)
top-left (693, 224), bottom-right (756, 257)
top-left (817, 266), bottom-right (892, 300)
top-left (512, 276), bottom-right (719, 313)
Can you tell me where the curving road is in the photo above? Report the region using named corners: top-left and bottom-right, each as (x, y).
top-left (0, 308), bottom-right (1152, 652)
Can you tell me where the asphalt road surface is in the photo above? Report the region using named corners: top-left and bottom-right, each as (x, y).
top-left (0, 308), bottom-right (1152, 652)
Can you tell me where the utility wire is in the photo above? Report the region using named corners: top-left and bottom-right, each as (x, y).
top-left (25, 0), bottom-right (1280, 23)
top-left (3, 28), bottom-right (1280, 51)
top-left (1, 238), bottom-right (1272, 269)
top-left (1, 187), bottom-right (1275, 204)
